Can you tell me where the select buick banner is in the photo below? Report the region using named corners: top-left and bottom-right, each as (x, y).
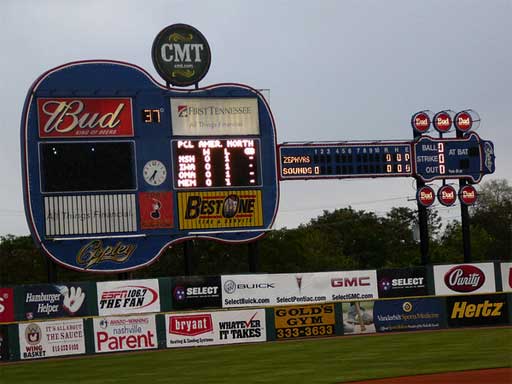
top-left (433, 263), bottom-right (496, 296)
top-left (0, 288), bottom-right (14, 323)
top-left (446, 293), bottom-right (509, 327)
top-left (221, 270), bottom-right (377, 308)
top-left (93, 314), bottom-right (157, 353)
top-left (500, 262), bottom-right (512, 292)
top-left (274, 304), bottom-right (335, 340)
top-left (18, 319), bottom-right (85, 360)
top-left (96, 279), bottom-right (160, 316)
top-left (374, 298), bottom-right (444, 332)
top-left (172, 276), bottom-right (222, 310)
top-left (21, 283), bottom-right (90, 320)
top-left (166, 309), bottom-right (266, 348)
top-left (377, 268), bottom-right (428, 298)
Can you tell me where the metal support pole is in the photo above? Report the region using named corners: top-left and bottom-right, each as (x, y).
top-left (459, 179), bottom-right (472, 262)
top-left (416, 179), bottom-right (430, 265)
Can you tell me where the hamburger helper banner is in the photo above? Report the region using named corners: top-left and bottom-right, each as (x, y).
top-left (433, 263), bottom-right (496, 296)
top-left (21, 283), bottom-right (91, 320)
top-left (96, 279), bottom-right (160, 316)
top-left (221, 270), bottom-right (378, 308)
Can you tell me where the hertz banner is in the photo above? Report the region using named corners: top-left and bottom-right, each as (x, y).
top-left (274, 304), bottom-right (335, 340)
top-left (177, 190), bottom-right (263, 229)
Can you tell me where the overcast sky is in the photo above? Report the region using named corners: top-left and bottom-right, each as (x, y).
top-left (1, 0), bottom-right (511, 236)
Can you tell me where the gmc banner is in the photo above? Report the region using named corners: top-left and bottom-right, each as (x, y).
top-left (500, 262), bottom-right (512, 292)
top-left (373, 298), bottom-right (444, 332)
top-left (93, 314), bottom-right (157, 353)
top-left (377, 268), bottom-right (428, 298)
top-left (0, 288), bottom-right (14, 323)
top-left (433, 263), bottom-right (496, 296)
top-left (18, 319), bottom-right (85, 360)
top-left (171, 276), bottom-right (222, 310)
top-left (446, 293), bottom-right (509, 328)
top-left (21, 283), bottom-right (90, 320)
top-left (166, 309), bottom-right (266, 348)
top-left (96, 279), bottom-right (160, 316)
top-left (37, 98), bottom-right (134, 138)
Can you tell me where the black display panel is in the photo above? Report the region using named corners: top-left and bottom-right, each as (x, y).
top-left (172, 138), bottom-right (261, 189)
top-left (40, 142), bottom-right (136, 192)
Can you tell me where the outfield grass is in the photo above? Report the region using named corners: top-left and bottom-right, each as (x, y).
top-left (1, 327), bottom-right (511, 384)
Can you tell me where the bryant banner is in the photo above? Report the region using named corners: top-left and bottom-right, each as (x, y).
top-left (0, 288), bottom-right (14, 323)
top-left (446, 293), bottom-right (509, 328)
top-left (373, 298), bottom-right (444, 332)
top-left (166, 309), bottom-right (266, 348)
top-left (377, 268), bottom-right (428, 298)
top-left (21, 283), bottom-right (91, 320)
top-left (96, 279), bottom-right (160, 316)
top-left (18, 319), bottom-right (85, 360)
top-left (170, 98), bottom-right (259, 136)
top-left (274, 303), bottom-right (335, 340)
top-left (93, 314), bottom-right (157, 353)
top-left (171, 276), bottom-right (222, 310)
top-left (433, 263), bottom-right (496, 296)
top-left (178, 190), bottom-right (263, 230)
top-left (500, 262), bottom-right (512, 292)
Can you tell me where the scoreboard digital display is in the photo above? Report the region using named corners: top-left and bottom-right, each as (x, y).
top-left (172, 138), bottom-right (261, 189)
top-left (279, 143), bottom-right (413, 180)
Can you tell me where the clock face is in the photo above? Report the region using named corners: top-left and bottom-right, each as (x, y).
top-left (143, 160), bottom-right (167, 186)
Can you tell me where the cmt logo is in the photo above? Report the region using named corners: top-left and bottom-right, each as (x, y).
top-left (331, 277), bottom-right (371, 287)
top-left (450, 300), bottom-right (503, 319)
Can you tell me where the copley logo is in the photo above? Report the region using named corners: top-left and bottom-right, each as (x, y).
top-left (444, 265), bottom-right (485, 293)
top-left (38, 98), bottom-right (133, 137)
top-left (98, 285), bottom-right (159, 310)
top-left (76, 240), bottom-right (136, 269)
top-left (169, 314), bottom-right (213, 336)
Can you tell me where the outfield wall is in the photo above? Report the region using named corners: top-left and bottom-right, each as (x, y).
top-left (0, 261), bottom-right (510, 361)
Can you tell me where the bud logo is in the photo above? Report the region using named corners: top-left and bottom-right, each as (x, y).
top-left (417, 186), bottom-right (435, 207)
top-left (444, 265), bottom-right (485, 292)
top-left (438, 185), bottom-right (457, 206)
top-left (99, 285), bottom-right (159, 311)
top-left (433, 111), bottom-right (452, 133)
top-left (459, 185), bottom-right (477, 205)
top-left (178, 190), bottom-right (263, 229)
top-left (169, 314), bottom-right (213, 336)
top-left (331, 277), bottom-right (370, 287)
top-left (411, 112), bottom-right (430, 133)
top-left (37, 98), bottom-right (134, 138)
top-left (451, 300), bottom-right (503, 319)
top-left (454, 111), bottom-right (473, 132)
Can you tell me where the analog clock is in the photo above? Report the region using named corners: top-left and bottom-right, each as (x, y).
top-left (143, 160), bottom-right (167, 186)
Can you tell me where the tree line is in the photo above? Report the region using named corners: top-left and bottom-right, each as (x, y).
top-left (1, 179), bottom-right (510, 286)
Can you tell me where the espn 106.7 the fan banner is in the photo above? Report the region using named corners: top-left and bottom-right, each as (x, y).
top-left (96, 279), bottom-right (160, 316)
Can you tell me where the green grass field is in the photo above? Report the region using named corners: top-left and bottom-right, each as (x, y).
top-left (1, 327), bottom-right (511, 384)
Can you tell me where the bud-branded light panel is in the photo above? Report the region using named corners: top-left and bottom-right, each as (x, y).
top-left (21, 61), bottom-right (278, 272)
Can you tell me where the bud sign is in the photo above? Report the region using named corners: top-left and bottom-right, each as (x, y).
top-left (417, 185), bottom-right (435, 207)
top-left (437, 184), bottom-right (457, 206)
top-left (152, 24), bottom-right (211, 86)
top-left (411, 111), bottom-right (431, 134)
top-left (433, 111), bottom-right (452, 133)
top-left (454, 111), bottom-right (473, 133)
top-left (459, 184), bottom-right (477, 205)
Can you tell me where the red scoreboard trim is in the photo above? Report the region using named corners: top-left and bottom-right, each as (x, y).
top-left (37, 97), bottom-right (134, 138)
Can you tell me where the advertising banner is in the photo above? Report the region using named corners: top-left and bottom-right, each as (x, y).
top-left (93, 314), bottom-right (157, 353)
top-left (170, 98), bottom-right (259, 136)
top-left (172, 276), bottom-right (222, 310)
top-left (0, 288), bottom-right (14, 323)
top-left (433, 263), bottom-right (496, 296)
top-left (96, 279), bottom-right (160, 316)
top-left (177, 190), bottom-right (263, 230)
top-left (274, 303), bottom-right (335, 340)
top-left (342, 301), bottom-right (376, 335)
top-left (18, 319), bottom-right (85, 360)
top-left (373, 298), bottom-right (444, 332)
top-left (166, 309), bottom-right (266, 348)
top-left (500, 262), bottom-right (512, 292)
top-left (0, 325), bottom-right (9, 360)
top-left (446, 293), bottom-right (509, 328)
top-left (377, 268), bottom-right (428, 298)
top-left (21, 283), bottom-right (90, 320)
top-left (37, 97), bottom-right (134, 138)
